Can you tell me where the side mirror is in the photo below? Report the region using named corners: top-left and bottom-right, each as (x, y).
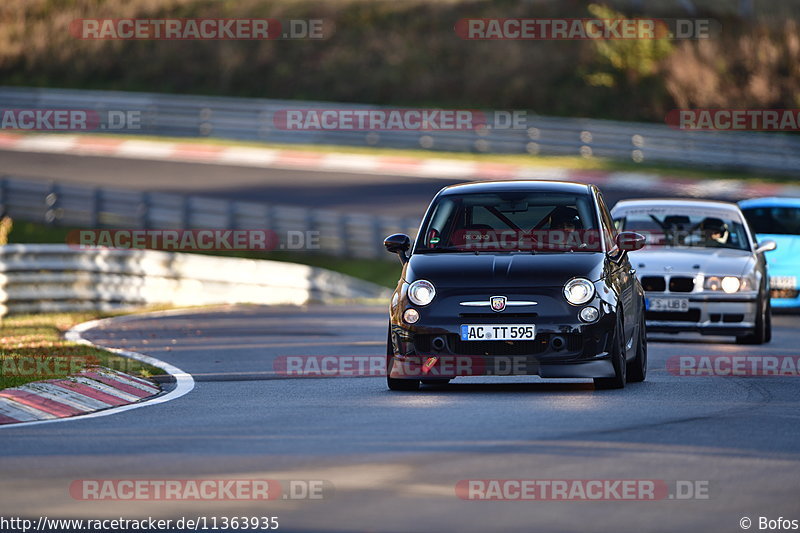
top-left (384, 233), bottom-right (411, 263)
top-left (616, 231), bottom-right (646, 252)
top-left (755, 239), bottom-right (777, 254)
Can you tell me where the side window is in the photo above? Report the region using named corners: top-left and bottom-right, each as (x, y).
top-left (595, 192), bottom-right (618, 252)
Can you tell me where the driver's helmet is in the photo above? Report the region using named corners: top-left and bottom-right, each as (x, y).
top-left (549, 206), bottom-right (581, 230)
top-left (699, 217), bottom-right (728, 244)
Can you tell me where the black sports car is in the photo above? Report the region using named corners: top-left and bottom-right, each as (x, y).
top-left (384, 180), bottom-right (647, 390)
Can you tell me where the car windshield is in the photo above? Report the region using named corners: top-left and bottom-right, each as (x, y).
top-left (741, 206), bottom-right (800, 236)
top-left (614, 207), bottom-right (750, 251)
top-left (415, 192), bottom-right (602, 253)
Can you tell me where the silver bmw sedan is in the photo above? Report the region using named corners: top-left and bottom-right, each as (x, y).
top-left (611, 198), bottom-right (776, 344)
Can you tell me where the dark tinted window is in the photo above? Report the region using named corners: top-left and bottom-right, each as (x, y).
top-left (742, 206), bottom-right (800, 236)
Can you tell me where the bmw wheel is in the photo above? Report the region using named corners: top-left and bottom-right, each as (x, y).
top-left (736, 296), bottom-right (767, 345)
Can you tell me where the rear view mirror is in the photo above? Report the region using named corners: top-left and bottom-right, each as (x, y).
top-left (616, 231), bottom-right (646, 252)
top-left (755, 239), bottom-right (777, 254)
top-left (384, 233), bottom-right (411, 263)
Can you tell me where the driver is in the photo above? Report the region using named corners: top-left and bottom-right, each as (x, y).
top-left (698, 217), bottom-right (729, 246)
top-left (547, 206), bottom-right (582, 249)
top-left (549, 206), bottom-right (581, 231)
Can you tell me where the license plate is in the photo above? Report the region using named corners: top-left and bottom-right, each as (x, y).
top-left (770, 276), bottom-right (797, 290)
top-left (647, 297), bottom-right (689, 312)
top-left (460, 324), bottom-right (535, 341)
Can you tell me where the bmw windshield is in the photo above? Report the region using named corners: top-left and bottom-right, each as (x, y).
top-left (614, 207), bottom-right (751, 251)
top-left (415, 192), bottom-right (604, 253)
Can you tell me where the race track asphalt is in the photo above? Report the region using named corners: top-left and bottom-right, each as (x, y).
top-left (1, 305), bottom-right (798, 533)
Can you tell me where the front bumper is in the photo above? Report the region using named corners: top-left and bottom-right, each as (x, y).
top-left (388, 287), bottom-right (619, 379)
top-left (769, 287), bottom-right (800, 309)
top-left (645, 292), bottom-right (758, 335)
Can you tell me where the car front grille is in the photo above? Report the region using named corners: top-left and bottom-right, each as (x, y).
top-left (646, 309), bottom-right (701, 322)
top-left (669, 277), bottom-right (695, 292)
top-left (641, 275), bottom-right (694, 293)
top-left (449, 333), bottom-right (582, 356)
top-left (457, 312), bottom-right (539, 319)
top-left (412, 333), bottom-right (583, 356)
top-left (642, 276), bottom-right (666, 291)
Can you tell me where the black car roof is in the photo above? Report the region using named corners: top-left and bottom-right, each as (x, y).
top-left (438, 180), bottom-right (593, 196)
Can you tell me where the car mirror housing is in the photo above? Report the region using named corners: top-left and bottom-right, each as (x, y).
top-left (384, 233), bottom-right (411, 263)
top-left (616, 231), bottom-right (646, 252)
top-left (755, 239), bottom-right (777, 254)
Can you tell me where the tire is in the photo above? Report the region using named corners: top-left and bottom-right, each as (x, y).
top-left (626, 309), bottom-right (647, 383)
top-left (386, 327), bottom-right (420, 391)
top-left (736, 296), bottom-right (767, 345)
top-left (421, 378), bottom-right (451, 386)
top-left (388, 376), bottom-right (421, 391)
top-left (765, 299), bottom-right (772, 343)
top-left (594, 311), bottom-right (627, 390)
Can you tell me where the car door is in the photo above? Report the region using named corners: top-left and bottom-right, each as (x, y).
top-left (596, 191), bottom-right (637, 353)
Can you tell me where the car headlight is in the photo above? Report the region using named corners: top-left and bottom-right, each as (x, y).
top-left (704, 275), bottom-right (750, 293)
top-left (721, 276), bottom-right (741, 294)
top-left (408, 280), bottom-right (436, 306)
top-left (704, 276), bottom-right (722, 291)
top-left (564, 278), bottom-right (595, 305)
top-left (740, 275), bottom-right (757, 291)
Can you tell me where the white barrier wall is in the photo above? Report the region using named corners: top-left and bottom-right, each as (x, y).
top-left (0, 244), bottom-right (391, 315)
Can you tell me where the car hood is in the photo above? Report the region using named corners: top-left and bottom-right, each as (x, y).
top-left (629, 247), bottom-right (754, 277)
top-left (755, 234), bottom-right (800, 269)
top-left (405, 252), bottom-right (605, 288)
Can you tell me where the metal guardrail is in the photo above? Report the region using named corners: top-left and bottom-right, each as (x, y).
top-left (0, 176), bottom-right (419, 261)
top-left (0, 244), bottom-right (391, 315)
top-left (2, 87), bottom-right (800, 174)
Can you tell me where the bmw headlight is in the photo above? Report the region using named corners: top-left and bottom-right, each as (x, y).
top-left (564, 278), bottom-right (595, 305)
top-left (704, 275), bottom-right (753, 293)
top-left (704, 276), bottom-right (722, 291)
top-left (721, 276), bottom-right (741, 294)
top-left (408, 280), bottom-right (436, 306)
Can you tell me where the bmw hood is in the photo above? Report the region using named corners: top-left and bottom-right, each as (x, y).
top-left (405, 252), bottom-right (605, 288)
top-left (629, 248), bottom-right (754, 277)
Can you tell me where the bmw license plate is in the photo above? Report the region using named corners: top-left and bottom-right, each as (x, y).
top-left (770, 276), bottom-right (797, 290)
top-left (646, 297), bottom-right (689, 312)
top-left (460, 324), bottom-right (535, 341)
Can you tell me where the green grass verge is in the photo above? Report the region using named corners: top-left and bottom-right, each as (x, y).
top-left (7, 220), bottom-right (403, 289)
top-left (0, 311), bottom-right (165, 390)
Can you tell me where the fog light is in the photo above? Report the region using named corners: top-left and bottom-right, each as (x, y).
top-left (403, 308), bottom-right (420, 324)
top-left (579, 306), bottom-right (600, 323)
